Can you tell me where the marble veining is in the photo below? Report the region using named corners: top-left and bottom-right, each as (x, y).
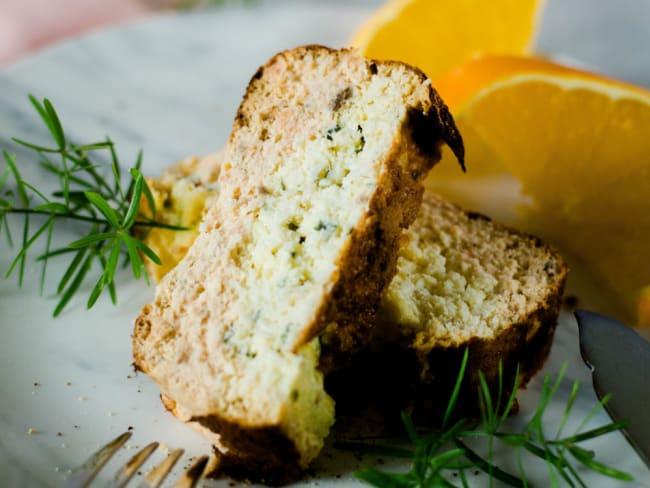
top-left (0, 1), bottom-right (649, 487)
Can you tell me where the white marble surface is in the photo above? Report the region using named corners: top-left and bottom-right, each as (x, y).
top-left (0, 1), bottom-right (649, 487)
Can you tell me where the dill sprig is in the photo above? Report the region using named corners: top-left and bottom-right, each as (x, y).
top-left (343, 349), bottom-right (633, 487)
top-left (0, 95), bottom-right (184, 316)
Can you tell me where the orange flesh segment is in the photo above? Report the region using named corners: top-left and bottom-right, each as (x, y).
top-left (351, 0), bottom-right (543, 81)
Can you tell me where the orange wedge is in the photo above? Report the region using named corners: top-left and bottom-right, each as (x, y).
top-left (350, 0), bottom-right (545, 81)
top-left (426, 55), bottom-right (650, 327)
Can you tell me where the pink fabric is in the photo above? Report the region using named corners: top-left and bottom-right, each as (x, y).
top-left (0, 0), bottom-right (149, 67)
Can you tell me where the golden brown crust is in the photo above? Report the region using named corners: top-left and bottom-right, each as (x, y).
top-left (160, 394), bottom-right (303, 484)
top-left (199, 417), bottom-right (303, 485)
top-left (234, 44), bottom-right (463, 184)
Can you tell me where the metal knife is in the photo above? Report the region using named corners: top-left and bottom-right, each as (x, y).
top-left (575, 310), bottom-right (650, 467)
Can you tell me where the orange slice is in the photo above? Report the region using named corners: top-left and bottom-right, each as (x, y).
top-left (350, 0), bottom-right (545, 81)
top-left (427, 55), bottom-right (650, 327)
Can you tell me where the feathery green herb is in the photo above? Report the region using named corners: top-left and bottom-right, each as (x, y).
top-left (342, 349), bottom-right (633, 487)
top-left (0, 96), bottom-right (184, 316)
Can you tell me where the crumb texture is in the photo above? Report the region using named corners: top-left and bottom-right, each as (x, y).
top-left (136, 152), bottom-right (222, 281)
top-left (375, 193), bottom-right (568, 411)
top-left (383, 194), bottom-right (566, 346)
top-left (133, 45), bottom-right (460, 478)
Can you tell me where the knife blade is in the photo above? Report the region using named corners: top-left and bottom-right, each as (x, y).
top-left (575, 309), bottom-right (650, 467)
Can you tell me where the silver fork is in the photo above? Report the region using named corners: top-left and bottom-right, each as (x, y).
top-left (63, 432), bottom-right (209, 488)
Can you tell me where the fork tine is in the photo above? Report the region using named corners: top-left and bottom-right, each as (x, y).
top-left (173, 456), bottom-right (209, 488)
top-left (64, 432), bottom-right (132, 488)
top-left (139, 448), bottom-right (184, 488)
top-left (110, 441), bottom-right (159, 487)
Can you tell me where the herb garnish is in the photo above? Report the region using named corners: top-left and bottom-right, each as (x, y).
top-left (342, 349), bottom-right (633, 487)
top-left (0, 96), bottom-right (183, 316)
